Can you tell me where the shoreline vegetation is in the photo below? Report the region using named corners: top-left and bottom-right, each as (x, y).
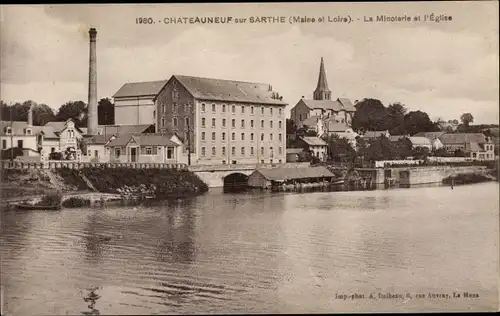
top-left (1, 167), bottom-right (209, 210)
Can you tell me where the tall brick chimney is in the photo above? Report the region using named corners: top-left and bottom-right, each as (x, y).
top-left (27, 104), bottom-right (33, 126)
top-left (87, 28), bottom-right (98, 136)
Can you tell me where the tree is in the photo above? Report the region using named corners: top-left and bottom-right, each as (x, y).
top-left (325, 134), bottom-right (356, 162)
top-left (0, 100), bottom-right (55, 125)
top-left (386, 102), bottom-right (407, 135)
top-left (98, 98), bottom-right (115, 125)
top-left (360, 135), bottom-right (394, 161)
top-left (460, 113), bottom-right (474, 127)
top-left (351, 98), bottom-right (388, 133)
top-left (56, 101), bottom-right (87, 127)
top-left (392, 137), bottom-right (413, 159)
top-left (403, 110), bottom-right (437, 135)
top-left (412, 146), bottom-right (430, 160)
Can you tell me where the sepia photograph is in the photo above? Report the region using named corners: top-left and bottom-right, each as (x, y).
top-left (0, 2), bottom-right (499, 315)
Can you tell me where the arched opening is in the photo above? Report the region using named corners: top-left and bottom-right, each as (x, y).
top-left (223, 173), bottom-right (249, 192)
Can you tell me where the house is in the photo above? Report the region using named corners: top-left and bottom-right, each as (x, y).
top-left (247, 166), bottom-right (335, 188)
top-left (84, 134), bottom-right (117, 163)
top-left (153, 75), bottom-right (287, 165)
top-left (297, 136), bottom-right (328, 161)
top-left (105, 133), bottom-right (183, 163)
top-left (39, 119), bottom-right (86, 159)
top-left (439, 133), bottom-right (486, 152)
top-left (290, 58), bottom-right (356, 126)
top-left (323, 119), bottom-right (359, 149)
top-left (389, 135), bottom-right (432, 150)
top-left (296, 115), bottom-right (325, 136)
top-left (113, 80), bottom-right (168, 126)
top-left (0, 106), bottom-right (41, 157)
top-left (465, 138), bottom-right (495, 161)
top-left (286, 148), bottom-right (304, 162)
top-left (413, 132), bottom-right (445, 150)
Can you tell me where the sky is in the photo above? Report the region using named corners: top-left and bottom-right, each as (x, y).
top-left (1, 2), bottom-right (498, 124)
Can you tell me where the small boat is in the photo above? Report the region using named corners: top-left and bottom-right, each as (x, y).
top-left (17, 204), bottom-right (61, 210)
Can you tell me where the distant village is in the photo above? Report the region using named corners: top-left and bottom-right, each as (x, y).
top-left (0, 29), bottom-right (498, 168)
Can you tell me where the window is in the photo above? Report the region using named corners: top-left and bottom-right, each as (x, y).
top-left (232, 132), bottom-right (235, 141)
top-left (88, 150), bottom-right (91, 156)
top-left (232, 147), bottom-right (236, 155)
top-left (201, 103), bottom-right (206, 112)
top-left (201, 118), bottom-right (206, 127)
top-left (261, 133), bottom-right (264, 141)
top-left (172, 89), bottom-right (179, 101)
top-left (260, 147), bottom-right (264, 155)
top-left (232, 105), bottom-right (236, 113)
top-left (241, 133), bottom-right (245, 141)
top-left (270, 147), bottom-right (274, 157)
top-left (173, 117), bottom-right (178, 128)
top-left (251, 120), bottom-right (254, 128)
top-left (167, 147), bottom-right (173, 159)
top-left (250, 133), bottom-right (254, 141)
top-left (299, 114), bottom-right (303, 121)
top-left (212, 147), bottom-right (216, 156)
top-left (115, 148), bottom-right (121, 158)
top-left (222, 160), bottom-right (226, 164)
top-left (201, 147), bottom-right (206, 156)
top-left (153, 110), bottom-right (156, 119)
top-left (241, 147), bottom-right (245, 156)
top-left (279, 147), bottom-right (282, 155)
top-left (261, 120), bottom-right (264, 128)
top-left (251, 106), bottom-right (254, 114)
top-left (145, 147), bottom-right (153, 155)
top-left (17, 140), bottom-right (23, 148)
top-left (261, 159), bottom-right (264, 164)
top-left (25, 129), bottom-right (32, 135)
top-left (212, 118), bottom-right (216, 127)
top-left (232, 119), bottom-right (236, 128)
top-left (201, 132), bottom-right (206, 141)
top-left (222, 147), bottom-right (226, 155)
top-left (212, 132), bottom-right (216, 140)
top-left (241, 106), bottom-right (245, 114)
top-left (161, 104), bottom-right (165, 113)
top-left (222, 118), bottom-right (226, 127)
top-left (212, 104), bottom-right (216, 112)
top-left (270, 108), bottom-right (273, 115)
top-left (95, 150), bottom-right (99, 157)
top-left (185, 117), bottom-right (189, 126)
top-left (222, 132), bottom-right (226, 141)
top-left (241, 119), bottom-right (245, 128)
top-left (161, 117), bottom-right (166, 126)
top-left (51, 147), bottom-right (55, 153)
top-left (279, 133), bottom-right (282, 142)
top-left (261, 106), bottom-right (264, 114)
top-left (184, 104), bottom-right (189, 112)
top-left (279, 121), bottom-right (282, 129)
top-left (173, 103), bottom-right (178, 113)
top-left (279, 108), bottom-right (282, 115)
top-left (251, 147), bottom-right (254, 156)
top-left (270, 121), bottom-right (273, 128)
top-left (270, 133), bottom-right (273, 141)
top-left (2, 140), bottom-right (6, 149)
top-left (222, 104), bottom-right (226, 112)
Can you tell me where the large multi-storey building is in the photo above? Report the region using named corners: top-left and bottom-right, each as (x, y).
top-left (154, 75), bottom-right (287, 165)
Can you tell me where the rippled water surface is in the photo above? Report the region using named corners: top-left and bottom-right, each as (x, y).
top-left (1, 183), bottom-right (499, 314)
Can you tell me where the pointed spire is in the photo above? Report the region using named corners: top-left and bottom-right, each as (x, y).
top-left (313, 57), bottom-right (332, 100)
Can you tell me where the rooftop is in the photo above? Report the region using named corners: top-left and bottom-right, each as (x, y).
top-left (106, 134), bottom-right (179, 147)
top-left (300, 136), bottom-right (327, 146)
top-left (300, 98), bottom-right (356, 112)
top-left (439, 133), bottom-right (486, 144)
top-left (113, 80), bottom-right (169, 98)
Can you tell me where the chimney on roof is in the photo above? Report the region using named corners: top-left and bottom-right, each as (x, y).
top-left (87, 28), bottom-right (98, 136)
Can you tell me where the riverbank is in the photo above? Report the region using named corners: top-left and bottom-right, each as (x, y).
top-left (0, 167), bottom-right (209, 209)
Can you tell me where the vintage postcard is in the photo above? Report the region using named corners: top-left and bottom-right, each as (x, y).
top-left (0, 2), bottom-right (498, 315)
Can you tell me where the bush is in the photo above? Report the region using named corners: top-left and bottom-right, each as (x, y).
top-left (62, 197), bottom-right (91, 208)
top-left (36, 192), bottom-right (62, 206)
top-left (56, 168), bottom-right (89, 190)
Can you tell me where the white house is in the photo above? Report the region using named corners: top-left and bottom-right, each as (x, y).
top-left (0, 121), bottom-right (40, 156)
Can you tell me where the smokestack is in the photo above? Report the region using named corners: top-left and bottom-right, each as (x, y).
top-left (87, 28), bottom-right (98, 135)
top-left (27, 104), bottom-right (33, 126)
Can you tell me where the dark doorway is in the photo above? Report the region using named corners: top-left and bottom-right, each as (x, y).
top-left (130, 147), bottom-right (137, 162)
top-left (223, 173), bottom-right (249, 192)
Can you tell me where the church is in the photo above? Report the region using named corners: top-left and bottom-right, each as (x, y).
top-left (290, 57), bottom-right (357, 136)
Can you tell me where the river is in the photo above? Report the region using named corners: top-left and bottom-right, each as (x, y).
top-left (1, 182), bottom-right (498, 314)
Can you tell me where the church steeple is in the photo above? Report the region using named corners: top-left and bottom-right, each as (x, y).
top-left (313, 57), bottom-right (331, 100)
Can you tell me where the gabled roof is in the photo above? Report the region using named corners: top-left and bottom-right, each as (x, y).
top-left (413, 131), bottom-right (446, 140)
top-left (363, 131), bottom-right (389, 138)
top-left (300, 136), bottom-right (327, 146)
top-left (300, 98), bottom-right (356, 112)
top-left (253, 166), bottom-right (335, 181)
top-left (0, 121), bottom-right (37, 136)
top-left (106, 133), bottom-right (179, 147)
top-left (96, 124), bottom-right (154, 136)
top-left (465, 142), bottom-right (485, 152)
top-left (408, 137), bottom-right (432, 146)
top-left (86, 134), bottom-right (116, 145)
top-left (439, 133), bottom-right (486, 144)
top-left (168, 75), bottom-right (287, 106)
top-left (113, 80), bottom-right (168, 98)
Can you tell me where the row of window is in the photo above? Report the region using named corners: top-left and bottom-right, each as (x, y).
top-left (201, 131), bottom-right (283, 142)
top-left (201, 146), bottom-right (283, 157)
top-left (3, 127), bottom-right (32, 135)
top-left (201, 118), bottom-right (283, 129)
top-left (160, 102), bottom-right (284, 117)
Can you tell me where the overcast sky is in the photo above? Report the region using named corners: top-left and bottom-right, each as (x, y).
top-left (1, 2), bottom-right (498, 123)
